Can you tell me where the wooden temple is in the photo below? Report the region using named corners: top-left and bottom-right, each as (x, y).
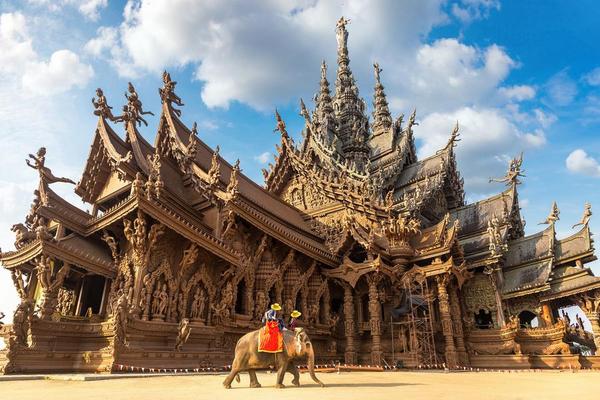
top-left (2, 18), bottom-right (600, 373)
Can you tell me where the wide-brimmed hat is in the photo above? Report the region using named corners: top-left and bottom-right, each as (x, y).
top-left (290, 310), bottom-right (301, 318)
top-left (270, 303), bottom-right (282, 311)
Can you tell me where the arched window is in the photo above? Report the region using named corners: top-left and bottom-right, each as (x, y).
top-left (518, 310), bottom-right (539, 328)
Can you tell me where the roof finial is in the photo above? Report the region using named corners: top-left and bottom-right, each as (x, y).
top-left (372, 62), bottom-right (392, 135)
top-left (335, 16), bottom-right (350, 53)
top-left (274, 109), bottom-right (288, 138)
top-left (114, 82), bottom-right (155, 127)
top-left (572, 202), bottom-right (592, 229)
top-left (539, 201), bottom-right (560, 225)
top-left (408, 109), bottom-right (418, 129)
top-left (373, 62), bottom-right (382, 83)
top-left (159, 70), bottom-right (184, 117)
top-left (299, 98), bottom-right (311, 124)
top-left (26, 147), bottom-right (76, 185)
top-left (92, 88), bottom-right (115, 121)
top-left (489, 152), bottom-right (525, 186)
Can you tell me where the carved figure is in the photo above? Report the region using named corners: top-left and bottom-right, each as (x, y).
top-left (12, 300), bottom-right (33, 347)
top-left (573, 202), bottom-right (592, 228)
top-left (11, 223), bottom-right (36, 249)
top-left (92, 88), bottom-right (115, 120)
top-left (26, 147), bottom-right (75, 185)
top-left (159, 71), bottom-right (184, 116)
top-left (175, 318), bottom-right (192, 351)
top-left (114, 294), bottom-right (129, 347)
top-left (539, 201), bottom-right (560, 225)
top-left (489, 152), bottom-right (525, 185)
top-left (190, 288), bottom-right (206, 320)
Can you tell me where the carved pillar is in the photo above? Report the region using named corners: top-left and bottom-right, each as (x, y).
top-left (541, 303), bottom-right (554, 327)
top-left (36, 256), bottom-right (70, 320)
top-left (448, 282), bottom-right (469, 366)
top-left (343, 283), bottom-right (357, 364)
top-left (575, 291), bottom-right (600, 352)
top-left (485, 266), bottom-right (505, 327)
top-left (436, 274), bottom-right (458, 368)
top-left (367, 274), bottom-right (383, 366)
top-left (586, 313), bottom-right (600, 353)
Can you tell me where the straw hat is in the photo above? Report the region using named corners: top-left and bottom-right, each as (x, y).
top-left (290, 310), bottom-right (301, 318)
top-left (270, 303), bottom-right (282, 311)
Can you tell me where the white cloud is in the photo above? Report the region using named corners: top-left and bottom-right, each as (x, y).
top-left (22, 50), bottom-right (94, 95)
top-left (27, 0), bottom-right (108, 21)
top-left (451, 0), bottom-right (500, 23)
top-left (254, 152), bottom-right (272, 164)
top-left (416, 107), bottom-right (546, 193)
top-left (545, 70), bottom-right (577, 106)
top-left (84, 26), bottom-right (118, 56)
top-left (1, 12), bottom-right (94, 95)
top-left (499, 85), bottom-right (535, 102)
top-left (86, 0), bottom-right (448, 109)
top-left (0, 12), bottom-right (37, 74)
top-left (533, 108), bottom-right (557, 128)
top-left (584, 67), bottom-right (600, 86)
top-left (566, 149), bottom-right (600, 177)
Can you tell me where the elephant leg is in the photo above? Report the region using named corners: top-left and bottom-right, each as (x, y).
top-left (275, 359), bottom-right (289, 389)
top-left (223, 358), bottom-right (243, 389)
top-left (286, 363), bottom-right (300, 386)
top-left (248, 370), bottom-right (261, 388)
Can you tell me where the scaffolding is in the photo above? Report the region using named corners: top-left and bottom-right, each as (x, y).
top-left (391, 275), bottom-right (439, 367)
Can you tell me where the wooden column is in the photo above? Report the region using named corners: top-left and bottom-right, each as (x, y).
top-left (575, 291), bottom-right (600, 352)
top-left (367, 274), bottom-right (383, 366)
top-left (541, 303), bottom-right (554, 327)
top-left (449, 282), bottom-right (469, 366)
top-left (485, 266), bottom-right (506, 327)
top-left (436, 274), bottom-right (458, 368)
top-left (343, 283), bottom-right (357, 364)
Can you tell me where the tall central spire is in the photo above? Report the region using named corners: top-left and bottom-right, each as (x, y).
top-left (333, 16), bottom-right (370, 172)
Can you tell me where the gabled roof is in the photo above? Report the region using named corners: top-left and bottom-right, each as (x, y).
top-left (75, 117), bottom-right (134, 203)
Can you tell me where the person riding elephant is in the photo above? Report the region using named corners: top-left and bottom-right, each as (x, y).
top-left (288, 310), bottom-right (301, 331)
top-left (259, 303), bottom-right (284, 353)
top-left (223, 327), bottom-right (325, 389)
top-left (261, 303), bottom-right (284, 331)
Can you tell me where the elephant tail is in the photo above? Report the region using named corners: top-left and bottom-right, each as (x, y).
top-left (235, 373), bottom-right (240, 383)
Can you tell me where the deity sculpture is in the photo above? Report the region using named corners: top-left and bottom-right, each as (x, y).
top-left (26, 147), bottom-right (75, 185)
top-left (190, 288), bottom-right (207, 320)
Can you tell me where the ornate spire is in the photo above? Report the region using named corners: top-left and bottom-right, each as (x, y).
top-left (372, 62), bottom-right (392, 136)
top-left (315, 61), bottom-right (335, 128)
top-left (332, 17), bottom-right (369, 171)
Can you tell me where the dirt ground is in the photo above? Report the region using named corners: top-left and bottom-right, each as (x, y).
top-left (2, 370), bottom-right (599, 400)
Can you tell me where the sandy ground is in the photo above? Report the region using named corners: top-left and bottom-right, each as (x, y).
top-left (2, 370), bottom-right (599, 400)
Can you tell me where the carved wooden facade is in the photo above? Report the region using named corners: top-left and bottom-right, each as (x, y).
top-left (2, 18), bottom-right (600, 373)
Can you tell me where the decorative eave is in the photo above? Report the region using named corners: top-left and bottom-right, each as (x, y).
top-left (37, 184), bottom-right (92, 234)
top-left (322, 254), bottom-right (395, 287)
top-left (1, 235), bottom-right (114, 278)
top-left (555, 224), bottom-right (596, 265)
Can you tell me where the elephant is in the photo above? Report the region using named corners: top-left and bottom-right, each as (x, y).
top-left (223, 327), bottom-right (325, 389)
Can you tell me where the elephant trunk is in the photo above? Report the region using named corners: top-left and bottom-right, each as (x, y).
top-left (306, 343), bottom-right (325, 387)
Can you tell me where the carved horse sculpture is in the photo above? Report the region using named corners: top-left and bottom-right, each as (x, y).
top-left (11, 223), bottom-right (36, 249)
top-left (223, 327), bottom-right (324, 389)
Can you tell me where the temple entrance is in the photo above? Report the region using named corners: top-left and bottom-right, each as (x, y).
top-left (78, 274), bottom-right (106, 316)
top-left (518, 310), bottom-right (539, 328)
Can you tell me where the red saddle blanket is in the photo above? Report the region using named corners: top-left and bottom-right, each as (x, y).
top-left (258, 321), bottom-right (283, 353)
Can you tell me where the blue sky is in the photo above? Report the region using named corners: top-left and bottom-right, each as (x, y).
top-left (1, 0), bottom-right (599, 320)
